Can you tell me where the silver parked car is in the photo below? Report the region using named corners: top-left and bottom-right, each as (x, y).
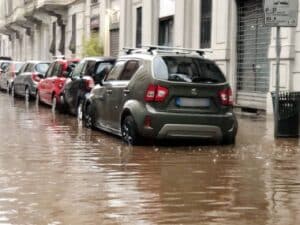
top-left (0, 61), bottom-right (24, 93)
top-left (12, 61), bottom-right (50, 100)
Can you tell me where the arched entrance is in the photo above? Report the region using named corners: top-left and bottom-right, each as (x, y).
top-left (236, 0), bottom-right (271, 109)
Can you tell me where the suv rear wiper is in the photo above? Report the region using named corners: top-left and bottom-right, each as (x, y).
top-left (192, 77), bottom-right (220, 83)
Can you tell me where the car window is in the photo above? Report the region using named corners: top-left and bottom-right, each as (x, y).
top-left (155, 56), bottom-right (226, 83)
top-left (95, 62), bottom-right (114, 76)
top-left (153, 57), bottom-right (169, 80)
top-left (84, 61), bottom-right (97, 76)
top-left (72, 61), bottom-right (86, 78)
top-left (105, 61), bottom-right (126, 81)
top-left (52, 62), bottom-right (62, 77)
top-left (1, 62), bottom-right (10, 71)
top-left (15, 63), bottom-right (24, 72)
top-left (45, 63), bottom-right (55, 78)
top-left (24, 64), bottom-right (33, 72)
top-left (19, 63), bottom-right (28, 74)
top-left (119, 60), bottom-right (140, 81)
top-left (35, 63), bottom-right (50, 75)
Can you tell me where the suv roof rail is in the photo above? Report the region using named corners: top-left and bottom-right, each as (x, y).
top-left (122, 46), bottom-right (212, 57)
top-left (122, 47), bottom-right (148, 55)
top-left (143, 45), bottom-right (212, 56)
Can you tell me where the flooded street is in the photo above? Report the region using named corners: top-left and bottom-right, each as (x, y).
top-left (0, 93), bottom-right (300, 225)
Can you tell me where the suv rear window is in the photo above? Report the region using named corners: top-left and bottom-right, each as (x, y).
top-left (154, 56), bottom-right (226, 83)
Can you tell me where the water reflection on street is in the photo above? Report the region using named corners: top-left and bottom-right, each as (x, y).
top-left (0, 94), bottom-right (299, 225)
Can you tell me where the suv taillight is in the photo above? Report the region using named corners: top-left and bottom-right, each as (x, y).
top-left (31, 73), bottom-right (41, 82)
top-left (144, 84), bottom-right (169, 102)
top-left (218, 87), bottom-right (233, 106)
top-left (85, 79), bottom-right (95, 91)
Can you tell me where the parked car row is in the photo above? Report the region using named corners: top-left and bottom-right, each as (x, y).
top-left (0, 47), bottom-right (238, 145)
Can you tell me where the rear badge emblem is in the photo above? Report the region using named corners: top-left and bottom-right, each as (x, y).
top-left (191, 88), bottom-right (198, 96)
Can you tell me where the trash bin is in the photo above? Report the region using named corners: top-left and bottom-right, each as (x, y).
top-left (272, 92), bottom-right (300, 137)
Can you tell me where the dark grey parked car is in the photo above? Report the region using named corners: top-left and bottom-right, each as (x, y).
top-left (83, 47), bottom-right (238, 145)
top-left (60, 57), bottom-right (115, 117)
top-left (12, 61), bottom-right (50, 100)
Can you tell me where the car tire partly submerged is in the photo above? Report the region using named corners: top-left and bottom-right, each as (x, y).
top-left (35, 91), bottom-right (40, 105)
top-left (52, 95), bottom-right (57, 113)
top-left (83, 103), bottom-right (94, 129)
top-left (121, 115), bottom-right (140, 145)
top-left (11, 84), bottom-right (15, 97)
top-left (25, 87), bottom-right (30, 102)
top-left (77, 99), bottom-right (83, 120)
top-left (222, 134), bottom-right (236, 145)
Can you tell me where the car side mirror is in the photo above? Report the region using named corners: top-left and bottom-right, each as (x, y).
top-left (37, 73), bottom-right (45, 79)
top-left (94, 72), bottom-right (106, 86)
top-left (94, 68), bottom-right (110, 86)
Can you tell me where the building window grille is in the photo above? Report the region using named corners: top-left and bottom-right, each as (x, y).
top-left (200, 0), bottom-right (212, 48)
top-left (49, 22), bottom-right (56, 55)
top-left (69, 14), bottom-right (76, 54)
top-left (159, 16), bottom-right (174, 47)
top-left (136, 7), bottom-right (142, 48)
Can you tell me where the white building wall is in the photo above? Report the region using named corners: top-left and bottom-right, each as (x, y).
top-left (67, 2), bottom-right (86, 58)
top-left (1, 0), bottom-right (300, 113)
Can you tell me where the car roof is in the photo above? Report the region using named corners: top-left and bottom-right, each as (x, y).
top-left (10, 61), bottom-right (24, 64)
top-left (0, 60), bottom-right (12, 64)
top-left (119, 52), bottom-right (213, 63)
top-left (82, 56), bottom-right (116, 62)
top-left (25, 61), bottom-right (51, 64)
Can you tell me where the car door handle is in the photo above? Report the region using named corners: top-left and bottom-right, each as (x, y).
top-left (96, 95), bottom-right (105, 101)
top-left (106, 90), bottom-right (112, 95)
top-left (123, 89), bottom-right (130, 94)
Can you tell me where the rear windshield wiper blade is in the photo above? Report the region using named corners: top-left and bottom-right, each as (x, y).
top-left (192, 77), bottom-right (220, 83)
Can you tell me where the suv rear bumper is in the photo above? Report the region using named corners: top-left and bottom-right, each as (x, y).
top-left (157, 124), bottom-right (223, 139)
top-left (135, 108), bottom-right (237, 141)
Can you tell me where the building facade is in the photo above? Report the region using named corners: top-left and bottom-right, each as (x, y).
top-left (0, 0), bottom-right (300, 113)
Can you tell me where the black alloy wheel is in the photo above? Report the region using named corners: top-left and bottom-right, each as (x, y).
top-left (121, 115), bottom-right (140, 145)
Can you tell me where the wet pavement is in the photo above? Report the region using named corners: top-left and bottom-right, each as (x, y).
top-left (0, 93), bottom-right (300, 225)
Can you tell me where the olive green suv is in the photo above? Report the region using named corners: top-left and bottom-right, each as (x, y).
top-left (83, 47), bottom-right (238, 145)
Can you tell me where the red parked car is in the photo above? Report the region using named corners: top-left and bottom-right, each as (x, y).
top-left (36, 58), bottom-right (79, 110)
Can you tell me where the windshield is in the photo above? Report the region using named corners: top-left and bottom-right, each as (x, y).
top-left (36, 63), bottom-right (50, 74)
top-left (154, 56), bottom-right (226, 83)
top-left (95, 62), bottom-right (114, 75)
top-left (15, 63), bottom-right (24, 72)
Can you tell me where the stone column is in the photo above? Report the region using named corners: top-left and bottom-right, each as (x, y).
top-left (120, 0), bottom-right (133, 49)
top-left (142, 0), bottom-right (159, 46)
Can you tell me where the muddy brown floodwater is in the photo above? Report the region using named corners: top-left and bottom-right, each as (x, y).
top-left (0, 93), bottom-right (300, 225)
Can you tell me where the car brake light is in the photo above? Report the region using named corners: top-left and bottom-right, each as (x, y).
top-left (85, 79), bottom-right (95, 91)
top-left (31, 73), bottom-right (41, 82)
top-left (219, 87), bottom-right (233, 106)
top-left (144, 84), bottom-right (169, 102)
top-left (145, 84), bottom-right (156, 102)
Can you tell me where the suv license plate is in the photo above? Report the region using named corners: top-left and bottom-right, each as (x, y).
top-left (176, 97), bottom-right (210, 107)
